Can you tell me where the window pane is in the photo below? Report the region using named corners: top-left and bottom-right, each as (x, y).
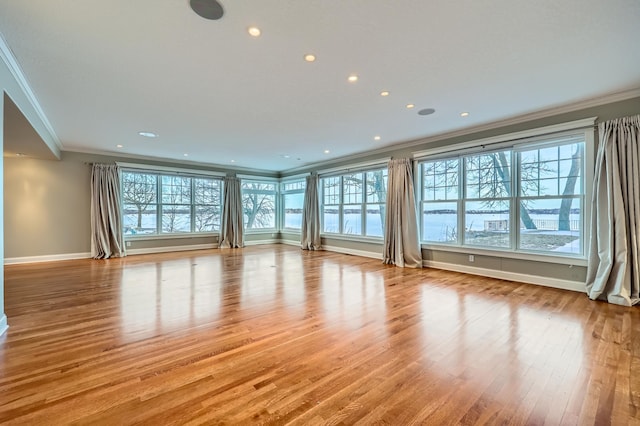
top-left (423, 159), bottom-right (458, 201)
top-left (284, 193), bottom-right (304, 229)
top-left (343, 173), bottom-right (363, 204)
top-left (464, 200), bottom-right (510, 248)
top-left (123, 203), bottom-right (157, 235)
top-left (194, 178), bottom-right (220, 205)
top-left (243, 191), bottom-right (275, 229)
top-left (465, 152), bottom-right (510, 199)
top-left (423, 202), bottom-right (458, 243)
top-left (323, 177), bottom-right (340, 205)
top-left (122, 172), bottom-right (157, 235)
top-left (343, 204), bottom-right (362, 235)
top-left (519, 198), bottom-right (581, 254)
top-left (162, 206), bottom-right (191, 233)
top-left (322, 206), bottom-right (339, 233)
top-left (366, 170), bottom-right (387, 203)
top-left (365, 204), bottom-right (384, 237)
top-left (162, 176), bottom-right (191, 204)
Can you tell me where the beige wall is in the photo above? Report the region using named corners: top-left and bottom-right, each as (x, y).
top-left (4, 155), bottom-right (91, 257)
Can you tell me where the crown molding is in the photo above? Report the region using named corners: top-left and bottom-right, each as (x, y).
top-left (0, 32), bottom-right (62, 151)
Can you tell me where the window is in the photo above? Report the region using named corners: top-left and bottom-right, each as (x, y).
top-left (321, 167), bottom-right (387, 238)
top-left (281, 179), bottom-right (305, 231)
top-left (242, 180), bottom-right (277, 230)
top-left (419, 135), bottom-right (586, 256)
top-left (122, 171), bottom-right (222, 236)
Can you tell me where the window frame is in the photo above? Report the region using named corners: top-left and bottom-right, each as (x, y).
top-left (319, 165), bottom-right (388, 241)
top-left (415, 124), bottom-right (594, 265)
top-left (121, 168), bottom-right (223, 239)
top-left (280, 178), bottom-right (306, 232)
top-left (241, 177), bottom-right (279, 233)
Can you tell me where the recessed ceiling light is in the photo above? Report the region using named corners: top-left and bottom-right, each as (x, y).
top-left (418, 108), bottom-right (436, 116)
top-left (304, 54), bottom-right (316, 62)
top-left (380, 91), bottom-right (390, 97)
top-left (374, 136), bottom-right (381, 141)
top-left (282, 154), bottom-right (291, 159)
top-left (460, 112), bottom-right (470, 117)
top-left (183, 153), bottom-right (189, 157)
top-left (348, 75), bottom-right (358, 83)
top-left (116, 144), bottom-right (123, 148)
top-left (248, 27), bottom-right (261, 37)
top-left (231, 159), bottom-right (236, 163)
top-left (138, 131), bottom-right (158, 138)
top-left (324, 149), bottom-right (330, 154)
top-left (406, 104), bottom-right (415, 109)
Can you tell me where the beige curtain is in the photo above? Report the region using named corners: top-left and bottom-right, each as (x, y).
top-left (383, 158), bottom-right (422, 268)
top-left (220, 176), bottom-right (244, 248)
top-left (301, 174), bottom-right (321, 250)
top-left (90, 164), bottom-right (125, 259)
top-left (586, 115), bottom-right (640, 306)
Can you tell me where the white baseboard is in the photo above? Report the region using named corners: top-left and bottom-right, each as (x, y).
top-left (0, 314), bottom-right (8, 337)
top-left (126, 243), bottom-right (217, 256)
top-left (280, 239), bottom-right (300, 247)
top-left (4, 252), bottom-right (91, 265)
top-left (423, 260), bottom-right (585, 293)
top-left (322, 245), bottom-right (382, 260)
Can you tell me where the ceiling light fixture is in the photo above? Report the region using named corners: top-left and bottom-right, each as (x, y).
top-left (304, 54), bottom-right (316, 62)
top-left (231, 159), bottom-right (236, 163)
top-left (348, 75), bottom-right (358, 83)
top-left (406, 104), bottom-right (415, 109)
top-left (183, 153), bottom-right (189, 157)
top-left (116, 144), bottom-right (123, 148)
top-left (190, 0), bottom-right (224, 20)
top-left (138, 131), bottom-right (158, 138)
top-left (248, 27), bottom-right (261, 37)
top-left (380, 91), bottom-right (389, 97)
top-left (374, 136), bottom-right (381, 141)
top-left (460, 112), bottom-right (470, 117)
top-left (324, 149), bottom-right (330, 154)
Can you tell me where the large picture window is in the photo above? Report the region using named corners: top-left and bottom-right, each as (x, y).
top-left (242, 180), bottom-right (277, 230)
top-left (320, 167), bottom-right (387, 238)
top-left (122, 171), bottom-right (222, 236)
top-left (419, 135), bottom-right (585, 256)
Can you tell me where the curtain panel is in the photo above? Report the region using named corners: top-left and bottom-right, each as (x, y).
top-left (90, 163), bottom-right (125, 259)
top-left (301, 174), bottom-right (321, 250)
top-left (220, 176), bottom-right (245, 248)
top-left (586, 115), bottom-right (640, 306)
top-left (383, 158), bottom-right (422, 268)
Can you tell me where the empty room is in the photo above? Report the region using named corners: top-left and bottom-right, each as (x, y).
top-left (1, 1), bottom-right (640, 424)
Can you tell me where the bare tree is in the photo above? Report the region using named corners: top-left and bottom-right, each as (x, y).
top-left (558, 144), bottom-right (583, 231)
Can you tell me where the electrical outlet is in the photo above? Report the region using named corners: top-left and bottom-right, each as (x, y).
top-left (126, 241), bottom-right (131, 247)
top-left (468, 254), bottom-right (474, 262)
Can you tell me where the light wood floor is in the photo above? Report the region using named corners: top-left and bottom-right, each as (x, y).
top-left (1, 245), bottom-right (638, 425)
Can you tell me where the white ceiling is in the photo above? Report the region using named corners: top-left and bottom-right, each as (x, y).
top-left (1, 0), bottom-right (639, 172)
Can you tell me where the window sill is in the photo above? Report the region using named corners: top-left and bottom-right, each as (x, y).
top-left (124, 233), bottom-right (218, 241)
top-left (321, 233), bottom-right (384, 245)
top-left (421, 242), bottom-right (588, 266)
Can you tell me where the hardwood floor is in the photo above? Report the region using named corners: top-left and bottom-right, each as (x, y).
top-left (1, 245), bottom-right (638, 425)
